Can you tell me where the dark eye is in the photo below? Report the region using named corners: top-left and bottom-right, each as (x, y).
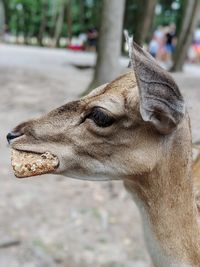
top-left (87, 108), bottom-right (115, 128)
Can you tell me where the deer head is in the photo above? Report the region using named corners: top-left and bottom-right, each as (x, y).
top-left (9, 37), bottom-right (200, 267)
top-left (8, 38), bottom-right (186, 182)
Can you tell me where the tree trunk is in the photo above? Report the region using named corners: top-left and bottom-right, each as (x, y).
top-left (0, 0), bottom-right (5, 41)
top-left (50, 0), bottom-right (58, 38)
top-left (2, 0), bottom-right (8, 26)
top-left (171, 0), bottom-right (200, 72)
top-left (79, 0), bottom-right (84, 29)
top-left (85, 0), bottom-right (125, 94)
top-left (134, 0), bottom-right (157, 45)
top-left (66, 0), bottom-right (72, 43)
top-left (53, 0), bottom-right (66, 47)
top-left (38, 0), bottom-right (48, 46)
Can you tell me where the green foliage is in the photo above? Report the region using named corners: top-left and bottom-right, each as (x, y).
top-left (124, 0), bottom-right (185, 41)
top-left (4, 0), bottom-right (103, 45)
top-left (2, 0), bottom-right (189, 47)
top-left (8, 0), bottom-right (44, 37)
top-left (155, 0), bottom-right (181, 26)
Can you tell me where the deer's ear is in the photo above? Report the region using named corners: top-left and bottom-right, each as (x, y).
top-left (124, 31), bottom-right (185, 134)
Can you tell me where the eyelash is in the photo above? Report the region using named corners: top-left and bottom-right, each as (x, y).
top-left (86, 108), bottom-right (115, 128)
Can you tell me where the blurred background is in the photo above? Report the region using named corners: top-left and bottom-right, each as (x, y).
top-left (0, 1), bottom-right (200, 267)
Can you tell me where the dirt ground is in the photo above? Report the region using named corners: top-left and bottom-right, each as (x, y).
top-left (0, 44), bottom-right (200, 267)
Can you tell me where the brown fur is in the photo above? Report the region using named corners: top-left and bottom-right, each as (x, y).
top-left (9, 45), bottom-right (200, 266)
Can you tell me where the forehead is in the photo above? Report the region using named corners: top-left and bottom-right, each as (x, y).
top-left (85, 71), bottom-right (138, 115)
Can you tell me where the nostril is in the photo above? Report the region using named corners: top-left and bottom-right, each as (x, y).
top-left (6, 132), bottom-right (24, 144)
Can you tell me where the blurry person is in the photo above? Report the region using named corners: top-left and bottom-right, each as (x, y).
top-left (166, 23), bottom-right (177, 53)
top-left (149, 34), bottom-right (159, 58)
top-left (188, 45), bottom-right (197, 63)
top-left (154, 25), bottom-right (165, 44)
top-left (154, 25), bottom-right (167, 62)
top-left (193, 28), bottom-right (200, 62)
top-left (86, 28), bottom-right (98, 52)
top-left (164, 23), bottom-right (177, 65)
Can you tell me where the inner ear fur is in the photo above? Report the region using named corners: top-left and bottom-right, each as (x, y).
top-left (125, 33), bottom-right (185, 135)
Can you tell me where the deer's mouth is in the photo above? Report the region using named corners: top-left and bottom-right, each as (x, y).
top-left (11, 149), bottom-right (59, 178)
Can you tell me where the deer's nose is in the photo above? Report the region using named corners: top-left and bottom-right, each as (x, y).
top-left (6, 132), bottom-right (23, 144)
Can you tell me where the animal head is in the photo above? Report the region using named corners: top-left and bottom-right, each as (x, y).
top-left (8, 36), bottom-right (186, 181)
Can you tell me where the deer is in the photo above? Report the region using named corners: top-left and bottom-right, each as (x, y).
top-left (7, 34), bottom-right (200, 267)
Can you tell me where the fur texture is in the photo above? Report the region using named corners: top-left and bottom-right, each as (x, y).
top-left (9, 43), bottom-right (200, 267)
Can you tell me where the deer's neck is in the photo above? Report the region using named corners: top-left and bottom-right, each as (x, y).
top-left (124, 130), bottom-right (200, 267)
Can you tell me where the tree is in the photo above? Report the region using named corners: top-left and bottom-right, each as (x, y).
top-left (0, 0), bottom-right (104, 47)
top-left (0, 0), bottom-right (5, 41)
top-left (124, 0), bottom-right (157, 45)
top-left (133, 0), bottom-right (157, 45)
top-left (86, 0), bottom-right (125, 93)
top-left (66, 0), bottom-right (72, 42)
top-left (38, 0), bottom-right (48, 46)
top-left (52, 0), bottom-right (66, 47)
top-left (2, 0), bottom-right (8, 25)
top-left (171, 0), bottom-right (200, 72)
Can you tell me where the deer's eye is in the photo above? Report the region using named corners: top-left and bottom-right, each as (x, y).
top-left (87, 108), bottom-right (115, 128)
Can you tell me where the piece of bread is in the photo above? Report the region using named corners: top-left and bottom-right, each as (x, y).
top-left (11, 149), bottom-right (59, 178)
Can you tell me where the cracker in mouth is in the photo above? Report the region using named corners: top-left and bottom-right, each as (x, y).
top-left (11, 149), bottom-right (59, 178)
